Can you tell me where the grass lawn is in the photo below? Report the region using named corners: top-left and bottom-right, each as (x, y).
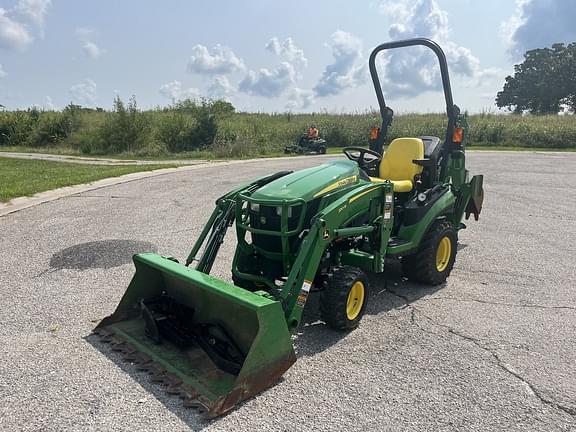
top-left (0, 146), bottom-right (216, 160)
top-left (0, 157), bottom-right (176, 202)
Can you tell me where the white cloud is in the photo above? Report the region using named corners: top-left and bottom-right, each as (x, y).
top-left (159, 80), bottom-right (200, 102)
top-left (313, 30), bottom-right (367, 97)
top-left (14, 0), bottom-right (51, 28)
top-left (265, 37), bottom-right (308, 69)
top-left (480, 92), bottom-right (497, 100)
top-left (76, 27), bottom-right (105, 59)
top-left (286, 88), bottom-right (315, 110)
top-left (237, 38), bottom-right (308, 99)
top-left (187, 44), bottom-right (244, 75)
top-left (239, 62), bottom-right (297, 97)
top-left (0, 8), bottom-right (33, 50)
top-left (69, 79), bottom-right (97, 106)
top-left (81, 40), bottom-right (105, 59)
top-left (472, 67), bottom-right (508, 88)
top-left (0, 0), bottom-right (51, 50)
top-left (378, 0), bottom-right (410, 19)
top-left (378, 0), bottom-right (495, 98)
top-left (501, 0), bottom-right (576, 58)
top-left (0, 64), bottom-right (6, 78)
top-left (208, 76), bottom-right (235, 98)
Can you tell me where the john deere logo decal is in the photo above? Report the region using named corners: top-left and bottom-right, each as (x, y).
top-left (313, 175), bottom-right (358, 198)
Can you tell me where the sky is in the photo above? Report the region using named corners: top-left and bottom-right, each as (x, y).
top-left (0, 0), bottom-right (575, 113)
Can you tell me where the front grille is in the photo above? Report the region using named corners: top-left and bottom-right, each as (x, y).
top-left (250, 205), bottom-right (302, 253)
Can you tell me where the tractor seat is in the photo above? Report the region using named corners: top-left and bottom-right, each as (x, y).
top-left (369, 137), bottom-right (424, 192)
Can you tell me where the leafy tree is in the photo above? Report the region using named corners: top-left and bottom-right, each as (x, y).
top-left (496, 43), bottom-right (576, 114)
top-left (210, 100), bottom-right (235, 117)
top-left (156, 112), bottom-right (195, 152)
top-left (97, 95), bottom-right (151, 152)
top-left (157, 98), bottom-right (231, 151)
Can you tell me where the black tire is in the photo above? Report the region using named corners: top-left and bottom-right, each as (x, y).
top-left (320, 266), bottom-right (369, 330)
top-left (319, 146), bottom-right (326, 154)
top-left (402, 220), bottom-right (458, 285)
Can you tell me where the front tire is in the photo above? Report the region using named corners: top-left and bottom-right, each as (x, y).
top-left (320, 266), bottom-right (369, 330)
top-left (402, 220), bottom-right (458, 285)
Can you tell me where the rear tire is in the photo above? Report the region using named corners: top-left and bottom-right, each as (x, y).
top-left (402, 220), bottom-right (457, 285)
top-left (320, 266), bottom-right (368, 330)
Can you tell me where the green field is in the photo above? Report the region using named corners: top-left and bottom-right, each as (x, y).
top-left (1, 99), bottom-right (575, 159)
top-left (0, 157), bottom-right (175, 202)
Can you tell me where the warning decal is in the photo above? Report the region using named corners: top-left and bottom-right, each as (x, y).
top-left (296, 280), bottom-right (313, 307)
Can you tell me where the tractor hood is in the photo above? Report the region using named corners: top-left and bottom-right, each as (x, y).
top-left (251, 159), bottom-right (362, 202)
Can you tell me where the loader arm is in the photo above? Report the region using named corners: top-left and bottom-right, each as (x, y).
top-left (279, 181), bottom-right (395, 330)
top-left (185, 171), bottom-right (293, 269)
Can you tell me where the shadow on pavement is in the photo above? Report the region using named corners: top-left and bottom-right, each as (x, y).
top-left (50, 239), bottom-right (156, 270)
top-left (293, 259), bottom-right (445, 358)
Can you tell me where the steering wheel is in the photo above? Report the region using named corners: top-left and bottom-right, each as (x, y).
top-left (342, 146), bottom-right (382, 173)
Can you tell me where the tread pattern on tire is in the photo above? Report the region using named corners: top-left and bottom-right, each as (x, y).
top-left (320, 265), bottom-right (368, 330)
top-left (402, 219), bottom-right (458, 285)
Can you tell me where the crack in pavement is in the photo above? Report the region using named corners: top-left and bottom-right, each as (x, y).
top-left (386, 288), bottom-right (576, 419)
top-left (526, 214), bottom-right (576, 222)
top-left (423, 296), bottom-right (576, 312)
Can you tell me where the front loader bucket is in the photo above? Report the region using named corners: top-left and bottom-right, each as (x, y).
top-left (94, 253), bottom-right (296, 418)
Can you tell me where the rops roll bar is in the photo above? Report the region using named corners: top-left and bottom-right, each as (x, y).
top-left (368, 38), bottom-right (458, 153)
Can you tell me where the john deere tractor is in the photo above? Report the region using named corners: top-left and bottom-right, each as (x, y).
top-left (95, 38), bottom-right (484, 417)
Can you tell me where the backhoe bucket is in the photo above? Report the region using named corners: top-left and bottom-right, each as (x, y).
top-left (94, 253), bottom-right (296, 418)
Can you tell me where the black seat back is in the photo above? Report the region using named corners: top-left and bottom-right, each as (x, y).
top-left (418, 136), bottom-right (444, 186)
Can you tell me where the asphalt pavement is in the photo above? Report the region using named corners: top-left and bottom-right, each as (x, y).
top-left (0, 152), bottom-right (575, 431)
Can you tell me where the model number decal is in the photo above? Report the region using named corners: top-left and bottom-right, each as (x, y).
top-left (313, 175), bottom-right (358, 198)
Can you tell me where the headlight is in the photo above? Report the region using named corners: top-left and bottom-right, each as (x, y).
top-left (250, 203), bottom-right (260, 212)
top-left (275, 206), bottom-right (293, 217)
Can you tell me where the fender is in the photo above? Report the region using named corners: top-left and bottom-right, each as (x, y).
top-left (387, 188), bottom-right (456, 256)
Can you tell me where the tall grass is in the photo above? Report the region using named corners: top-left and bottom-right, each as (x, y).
top-left (1, 98), bottom-right (574, 157)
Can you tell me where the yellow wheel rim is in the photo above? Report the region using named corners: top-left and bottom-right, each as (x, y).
top-left (346, 281), bottom-right (365, 320)
top-left (436, 236), bottom-right (452, 272)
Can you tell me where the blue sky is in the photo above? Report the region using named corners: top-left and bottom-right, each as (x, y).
top-left (1, 0), bottom-right (575, 113)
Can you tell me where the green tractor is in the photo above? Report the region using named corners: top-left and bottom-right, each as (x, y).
top-left (95, 38), bottom-right (484, 417)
